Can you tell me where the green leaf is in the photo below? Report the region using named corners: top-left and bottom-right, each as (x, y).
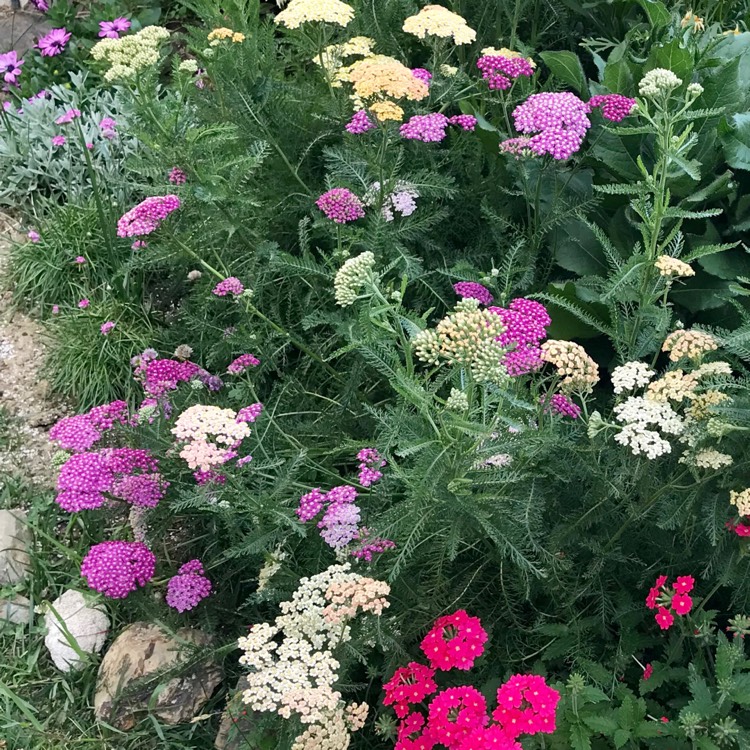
top-left (613, 728), bottom-right (631, 748)
top-left (583, 713), bottom-right (619, 734)
top-left (697, 247), bottom-right (750, 279)
top-left (729, 673), bottom-right (750, 705)
top-left (540, 51), bottom-right (588, 94)
top-left (719, 112), bottom-right (750, 170)
top-left (686, 669), bottom-right (718, 718)
top-left (635, 0), bottom-right (671, 27)
top-left (554, 218), bottom-right (607, 275)
top-left (645, 39), bottom-right (694, 84)
top-left (570, 723), bottom-right (593, 750)
top-left (669, 270), bottom-right (732, 312)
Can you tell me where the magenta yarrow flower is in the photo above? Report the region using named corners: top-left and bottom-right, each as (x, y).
top-left (587, 93), bottom-right (636, 123)
top-left (27, 230), bottom-right (40, 243)
top-left (236, 403), bottom-right (263, 424)
top-left (357, 448), bottom-right (386, 487)
top-left (137, 358), bottom-right (201, 396)
top-left (447, 114), bottom-right (477, 131)
top-left (117, 195), bottom-right (180, 237)
top-left (55, 108), bottom-right (81, 125)
top-left (0, 51), bottom-right (24, 86)
top-left (345, 109), bottom-right (376, 134)
top-left (81, 541), bottom-right (156, 599)
top-left (543, 393), bottom-right (581, 419)
top-left (489, 298), bottom-right (551, 377)
top-left (78, 298), bottom-right (90, 309)
top-left (37, 28), bottom-right (72, 57)
top-left (227, 353), bottom-right (260, 374)
top-left (166, 559), bottom-right (212, 612)
top-left (400, 113), bottom-right (449, 142)
top-left (51, 135), bottom-right (66, 147)
top-left (98, 17), bottom-right (131, 39)
top-left (411, 67), bottom-right (432, 84)
top-left (316, 188), bottom-right (366, 223)
top-left (351, 527), bottom-right (396, 561)
top-left (212, 276), bottom-right (244, 296)
top-left (168, 167), bottom-right (187, 185)
top-left (501, 92), bottom-right (591, 160)
top-left (100, 321), bottom-right (116, 335)
top-left (454, 281), bottom-right (493, 306)
top-left (476, 54), bottom-right (534, 91)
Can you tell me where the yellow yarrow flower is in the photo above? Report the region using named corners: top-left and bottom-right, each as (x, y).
top-left (403, 5), bottom-right (476, 45)
top-left (91, 26), bottom-right (170, 82)
top-left (208, 28), bottom-right (245, 45)
top-left (347, 55), bottom-right (429, 102)
top-left (275, 0), bottom-right (355, 29)
top-left (314, 36), bottom-right (375, 85)
top-left (440, 63), bottom-right (458, 77)
top-left (369, 100), bottom-right (404, 122)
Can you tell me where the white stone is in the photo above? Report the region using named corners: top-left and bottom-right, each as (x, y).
top-left (44, 590), bottom-right (109, 672)
top-left (0, 509), bottom-right (31, 584)
top-left (0, 594), bottom-right (32, 624)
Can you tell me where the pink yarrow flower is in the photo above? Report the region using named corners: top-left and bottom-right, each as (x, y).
top-left (345, 109), bottom-right (375, 134)
top-left (543, 393), bottom-right (581, 419)
top-left (316, 188), bottom-right (365, 223)
top-left (98, 17), bottom-right (131, 39)
top-left (166, 559), bottom-right (212, 612)
top-left (37, 28), bottom-right (72, 57)
top-left (227, 353), bottom-right (260, 374)
top-left (168, 166), bottom-right (187, 184)
top-left (454, 281), bottom-right (493, 306)
top-left (411, 67), bottom-right (432, 84)
top-left (587, 94), bottom-right (636, 123)
top-left (400, 113), bottom-right (449, 142)
top-left (212, 276), bottom-right (244, 296)
top-left (81, 540), bottom-right (156, 599)
top-left (236, 403), bottom-right (263, 424)
top-left (357, 447), bottom-right (385, 487)
top-left (477, 54), bottom-right (534, 90)
top-left (117, 195), bottom-right (180, 237)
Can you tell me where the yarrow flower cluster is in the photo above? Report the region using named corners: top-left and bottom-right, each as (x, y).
top-left (134, 355), bottom-right (201, 396)
top-left (81, 541), bottom-right (156, 599)
top-left (501, 92), bottom-right (591, 160)
top-left (357, 448), bottom-right (385, 486)
top-left (212, 276), bottom-right (245, 296)
top-left (275, 0), bottom-right (355, 29)
top-left (399, 113), bottom-right (477, 142)
top-left (414, 299), bottom-right (508, 385)
top-left (166, 559), bottom-right (212, 612)
top-left (346, 55), bottom-right (429, 105)
top-left (662, 329), bottom-right (719, 362)
top-left (540, 339), bottom-right (599, 393)
top-left (645, 574), bottom-right (696, 630)
top-left (314, 36), bottom-right (374, 81)
top-left (55, 447), bottom-right (168, 512)
top-left (613, 396), bottom-right (684, 458)
top-left (317, 188), bottom-right (366, 223)
top-left (237, 564), bottom-right (389, 748)
top-left (91, 25), bottom-right (170, 81)
top-left (168, 166), bottom-right (187, 184)
top-left (543, 393), bottom-right (582, 419)
top-left (611, 361), bottom-right (655, 395)
top-left (402, 5), bottom-right (477, 45)
top-left (227, 353), bottom-right (260, 374)
top-left (454, 282), bottom-right (493, 306)
top-left (207, 27), bottom-right (245, 44)
top-left (116, 195), bottom-right (180, 237)
top-left (638, 68), bottom-right (682, 98)
top-left (476, 53), bottom-right (534, 90)
top-left (491, 298), bottom-right (551, 376)
top-left (50, 400), bottom-right (129, 452)
top-left (172, 404), bottom-right (252, 471)
top-left (587, 94), bottom-right (636, 122)
top-left (364, 181), bottom-right (420, 221)
top-left (334, 251), bottom-right (376, 306)
top-left (385, 611), bottom-right (561, 749)
top-left (655, 255), bottom-right (695, 277)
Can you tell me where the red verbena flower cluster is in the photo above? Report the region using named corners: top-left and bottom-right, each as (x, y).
top-left (645, 574), bottom-right (695, 630)
top-left (386, 611), bottom-right (560, 750)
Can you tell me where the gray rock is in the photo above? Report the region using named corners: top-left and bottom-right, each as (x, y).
top-left (0, 509), bottom-right (31, 585)
top-left (215, 677), bottom-right (276, 750)
top-left (0, 594), bottom-right (31, 624)
top-left (95, 621), bottom-right (222, 730)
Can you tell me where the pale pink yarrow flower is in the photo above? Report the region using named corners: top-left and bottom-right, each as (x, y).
top-left (74, 256), bottom-right (86, 264)
top-left (117, 195), bottom-right (180, 237)
top-left (78, 299), bottom-right (90, 308)
top-left (212, 277), bottom-right (244, 296)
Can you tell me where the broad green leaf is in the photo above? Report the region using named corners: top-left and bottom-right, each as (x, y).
top-left (729, 673), bottom-right (750, 705)
top-left (570, 723), bottom-right (593, 750)
top-left (613, 728), bottom-right (631, 748)
top-left (540, 51), bottom-right (588, 94)
top-left (719, 112), bottom-right (750, 170)
top-left (635, 0), bottom-right (671, 27)
top-left (645, 38), bottom-right (694, 84)
top-left (554, 218), bottom-right (607, 275)
top-left (697, 247), bottom-right (750, 280)
top-left (603, 56), bottom-right (635, 96)
top-left (583, 713), bottom-right (619, 734)
top-left (669, 271), bottom-right (732, 312)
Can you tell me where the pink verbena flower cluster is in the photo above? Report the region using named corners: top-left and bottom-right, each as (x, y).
top-left (454, 282), bottom-right (493, 306)
top-left (542, 393), bottom-right (581, 419)
top-left (81, 541), bottom-right (155, 598)
top-left (488, 298), bottom-right (550, 376)
top-left (56, 447), bottom-right (168, 511)
top-left (49, 400), bottom-right (129, 452)
top-left (227, 353), bottom-right (260, 374)
top-left (168, 166), bottom-right (187, 184)
top-left (385, 611), bottom-right (560, 749)
top-left (645, 574), bottom-right (696, 630)
top-left (117, 195), bottom-right (180, 237)
top-left (501, 92), bottom-right (591, 160)
top-left (346, 110), bottom-right (376, 134)
top-left (587, 93), bottom-right (636, 122)
top-left (357, 447), bottom-right (386, 486)
top-left (316, 188), bottom-right (366, 223)
top-left (166, 559), bottom-right (212, 612)
top-left (212, 276), bottom-right (244, 296)
top-left (297, 482), bottom-right (395, 559)
top-left (476, 54), bottom-right (534, 90)
top-left (400, 113), bottom-right (477, 143)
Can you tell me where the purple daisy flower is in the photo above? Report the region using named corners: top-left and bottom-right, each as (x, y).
top-left (98, 18), bottom-right (131, 39)
top-left (0, 51), bottom-right (24, 86)
top-left (37, 28), bottom-right (72, 57)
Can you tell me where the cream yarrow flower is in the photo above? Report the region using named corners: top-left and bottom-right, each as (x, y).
top-left (662, 329), bottom-right (719, 362)
top-left (688, 390), bottom-right (730, 420)
top-left (91, 26), bottom-right (170, 81)
top-left (540, 340), bottom-right (599, 393)
top-left (403, 4), bottom-right (477, 45)
top-left (334, 252), bottom-right (375, 306)
top-left (611, 361), bottom-right (654, 394)
top-left (639, 68), bottom-right (682, 97)
top-left (314, 36), bottom-right (374, 76)
top-left (692, 449), bottom-right (733, 470)
top-left (275, 0), bottom-right (355, 29)
top-left (646, 370), bottom-right (695, 403)
top-left (446, 387), bottom-right (469, 411)
top-left (731, 489), bottom-right (750, 517)
top-left (655, 255), bottom-right (695, 277)
top-left (207, 27), bottom-right (245, 44)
